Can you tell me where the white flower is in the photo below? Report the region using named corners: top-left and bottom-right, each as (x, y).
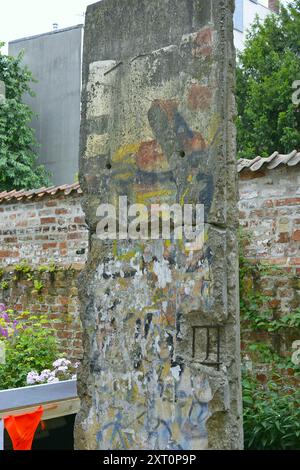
top-left (71, 374), bottom-right (77, 380)
top-left (47, 376), bottom-right (59, 384)
top-left (56, 365), bottom-right (68, 373)
top-left (74, 362), bottom-right (80, 369)
top-left (26, 371), bottom-right (40, 385)
top-left (53, 358), bottom-right (71, 368)
top-left (39, 369), bottom-right (52, 382)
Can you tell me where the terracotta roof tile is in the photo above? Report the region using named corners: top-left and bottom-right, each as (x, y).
top-left (0, 182), bottom-right (82, 204)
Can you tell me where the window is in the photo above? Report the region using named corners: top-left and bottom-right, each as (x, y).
top-left (234, 0), bottom-right (244, 32)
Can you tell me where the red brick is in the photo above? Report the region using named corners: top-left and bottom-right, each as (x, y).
top-left (269, 300), bottom-right (280, 309)
top-left (45, 200), bottom-right (58, 207)
top-left (292, 230), bottom-right (300, 241)
top-left (289, 258), bottom-right (300, 266)
top-left (275, 198), bottom-right (300, 207)
top-left (278, 233), bottom-right (290, 243)
top-left (57, 331), bottom-right (73, 339)
top-left (0, 250), bottom-right (19, 258)
top-left (42, 242), bottom-right (58, 250)
top-left (56, 208), bottom-right (68, 215)
top-left (67, 233), bottom-right (83, 240)
top-left (41, 217), bottom-right (56, 225)
top-left (239, 170), bottom-right (266, 180)
top-left (74, 216), bottom-right (85, 224)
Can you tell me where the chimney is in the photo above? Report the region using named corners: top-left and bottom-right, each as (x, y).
top-left (268, 0), bottom-right (280, 13)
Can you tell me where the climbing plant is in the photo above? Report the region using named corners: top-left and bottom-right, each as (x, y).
top-left (239, 234), bottom-right (300, 450)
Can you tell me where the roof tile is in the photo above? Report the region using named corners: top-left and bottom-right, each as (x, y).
top-left (238, 150), bottom-right (300, 173)
top-left (0, 183), bottom-right (81, 204)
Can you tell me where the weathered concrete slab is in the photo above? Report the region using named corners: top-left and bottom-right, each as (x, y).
top-left (75, 0), bottom-right (243, 450)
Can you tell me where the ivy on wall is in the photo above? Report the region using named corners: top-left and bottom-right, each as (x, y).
top-left (239, 231), bottom-right (300, 450)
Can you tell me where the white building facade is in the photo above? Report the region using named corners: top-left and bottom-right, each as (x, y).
top-left (234, 0), bottom-right (279, 51)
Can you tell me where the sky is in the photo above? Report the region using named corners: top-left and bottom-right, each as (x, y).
top-left (0, 0), bottom-right (96, 53)
top-left (0, 0), bottom-right (290, 54)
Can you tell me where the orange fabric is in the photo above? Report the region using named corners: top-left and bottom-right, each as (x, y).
top-left (4, 406), bottom-right (43, 451)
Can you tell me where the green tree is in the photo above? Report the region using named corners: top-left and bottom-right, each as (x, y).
top-left (237, 0), bottom-right (300, 159)
top-left (0, 42), bottom-right (51, 191)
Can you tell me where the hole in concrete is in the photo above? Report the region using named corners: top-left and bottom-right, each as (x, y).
top-left (106, 162), bottom-right (112, 170)
top-left (179, 151), bottom-right (186, 158)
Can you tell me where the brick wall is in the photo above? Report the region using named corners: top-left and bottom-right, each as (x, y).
top-left (239, 166), bottom-right (300, 269)
top-left (0, 192), bottom-right (88, 266)
top-left (0, 267), bottom-right (83, 360)
top-left (0, 188), bottom-right (88, 359)
top-left (238, 164), bottom-right (300, 357)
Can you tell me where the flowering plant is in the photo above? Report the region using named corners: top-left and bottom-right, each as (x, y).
top-left (0, 304), bottom-right (19, 338)
top-left (27, 358), bottom-right (79, 385)
top-left (0, 304), bottom-right (58, 390)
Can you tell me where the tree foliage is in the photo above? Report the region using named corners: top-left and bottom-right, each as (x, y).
top-left (237, 0), bottom-right (300, 159)
top-left (0, 43), bottom-right (50, 191)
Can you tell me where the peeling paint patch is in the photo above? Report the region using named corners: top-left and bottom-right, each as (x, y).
top-left (153, 258), bottom-right (172, 288)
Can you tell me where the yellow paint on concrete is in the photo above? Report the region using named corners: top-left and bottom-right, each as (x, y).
top-left (136, 190), bottom-right (174, 205)
top-left (112, 143), bottom-right (140, 164)
top-left (116, 172), bottom-right (135, 180)
top-left (180, 187), bottom-right (190, 206)
top-left (207, 113), bottom-right (221, 145)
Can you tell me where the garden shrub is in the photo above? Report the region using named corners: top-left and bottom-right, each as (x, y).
top-left (0, 304), bottom-right (58, 390)
top-left (243, 370), bottom-right (300, 450)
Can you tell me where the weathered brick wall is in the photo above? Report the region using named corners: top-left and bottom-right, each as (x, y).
top-left (0, 189), bottom-right (88, 359)
top-left (0, 267), bottom-right (83, 360)
top-left (238, 165), bottom-right (300, 357)
top-left (0, 192), bottom-right (88, 266)
top-left (239, 166), bottom-right (300, 269)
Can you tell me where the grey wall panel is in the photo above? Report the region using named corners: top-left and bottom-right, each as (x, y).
top-left (9, 25), bottom-right (83, 186)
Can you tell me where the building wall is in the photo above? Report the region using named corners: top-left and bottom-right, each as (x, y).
top-left (0, 190), bottom-right (88, 360)
top-left (0, 193), bottom-right (88, 267)
top-left (0, 267), bottom-right (83, 360)
top-left (239, 165), bottom-right (300, 357)
top-left (8, 25), bottom-right (83, 186)
top-left (234, 0), bottom-right (272, 51)
top-left (239, 166), bottom-right (300, 271)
